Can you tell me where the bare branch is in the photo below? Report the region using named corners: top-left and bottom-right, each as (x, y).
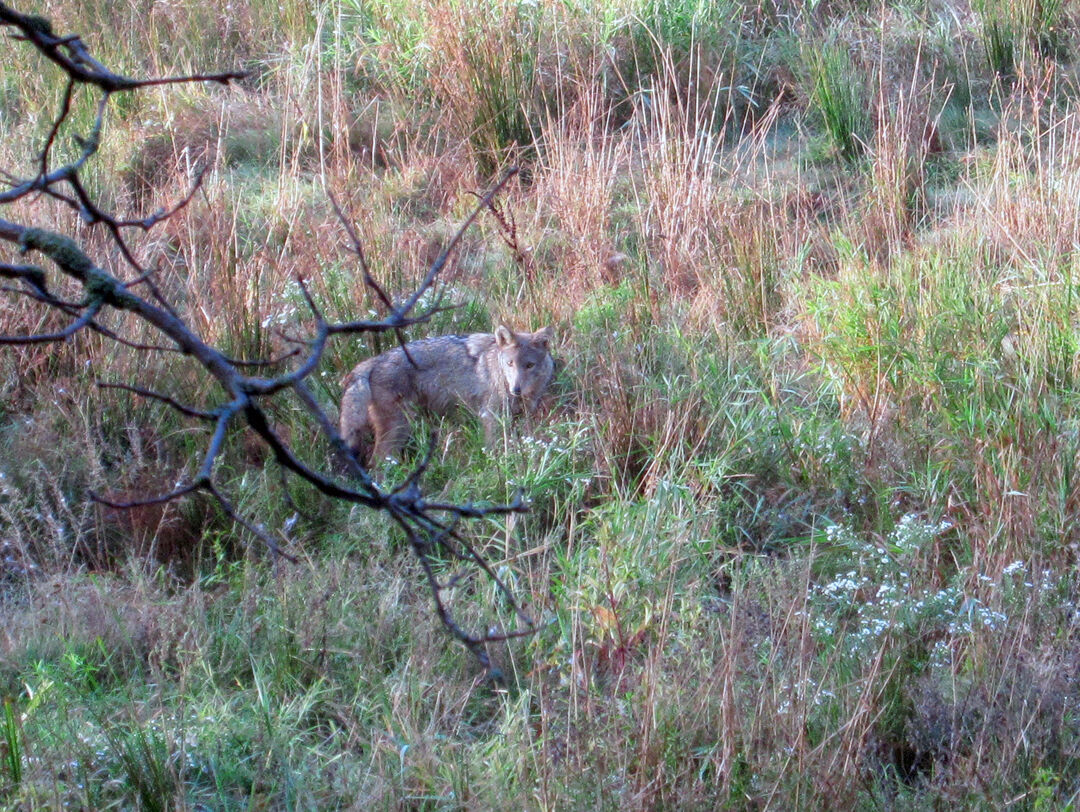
top-left (0, 298), bottom-right (102, 344)
top-left (1, 94), bottom-right (108, 209)
top-left (121, 269), bottom-right (185, 322)
top-left (227, 346), bottom-right (304, 367)
top-left (84, 323), bottom-right (186, 354)
top-left (291, 379), bottom-right (375, 487)
top-left (479, 189), bottom-right (534, 282)
top-left (419, 489), bottom-right (529, 518)
top-left (240, 403), bottom-right (384, 507)
top-left (0, 262), bottom-right (48, 293)
top-left (97, 381), bottom-right (219, 420)
top-left (389, 433), bottom-right (438, 497)
top-left (91, 481), bottom-right (202, 509)
top-left (203, 482), bottom-right (299, 564)
top-left (328, 190), bottom-right (394, 313)
top-left (0, 5), bottom-right (246, 93)
top-left (197, 405), bottom-right (241, 481)
top-left (325, 309), bottom-right (457, 337)
top-left (1, 282), bottom-right (86, 310)
top-left (39, 77), bottom-right (75, 179)
top-left (398, 166), bottom-right (520, 317)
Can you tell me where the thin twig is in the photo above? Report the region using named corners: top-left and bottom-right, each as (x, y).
top-left (0, 298), bottom-right (102, 344)
top-left (97, 381), bottom-right (218, 420)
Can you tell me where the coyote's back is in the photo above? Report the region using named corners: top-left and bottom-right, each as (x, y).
top-left (339, 325), bottom-right (554, 464)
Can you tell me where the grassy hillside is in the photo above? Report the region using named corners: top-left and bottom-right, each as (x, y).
top-left (2, 0), bottom-right (1079, 808)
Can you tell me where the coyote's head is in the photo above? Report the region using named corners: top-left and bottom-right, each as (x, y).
top-left (494, 325), bottom-right (555, 412)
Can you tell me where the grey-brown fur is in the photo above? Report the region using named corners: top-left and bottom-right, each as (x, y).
top-left (339, 325), bottom-right (554, 464)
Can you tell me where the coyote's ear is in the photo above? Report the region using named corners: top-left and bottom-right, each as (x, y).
top-left (495, 324), bottom-right (516, 348)
top-left (533, 326), bottom-right (553, 351)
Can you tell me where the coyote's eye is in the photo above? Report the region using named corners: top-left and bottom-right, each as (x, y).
top-left (526, 362), bottom-right (535, 369)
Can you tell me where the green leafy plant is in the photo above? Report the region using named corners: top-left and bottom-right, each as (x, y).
top-left (1, 697), bottom-right (21, 790)
top-left (104, 720), bottom-right (181, 812)
top-left (807, 39), bottom-right (870, 161)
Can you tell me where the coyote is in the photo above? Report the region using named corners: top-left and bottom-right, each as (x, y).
top-left (339, 325), bottom-right (555, 464)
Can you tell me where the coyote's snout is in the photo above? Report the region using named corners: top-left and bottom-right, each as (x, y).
top-left (339, 325), bottom-right (555, 464)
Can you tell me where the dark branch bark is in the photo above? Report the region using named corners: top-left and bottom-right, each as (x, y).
top-left (0, 297), bottom-right (102, 344)
top-left (97, 381), bottom-right (219, 420)
top-left (0, 5), bottom-right (246, 93)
